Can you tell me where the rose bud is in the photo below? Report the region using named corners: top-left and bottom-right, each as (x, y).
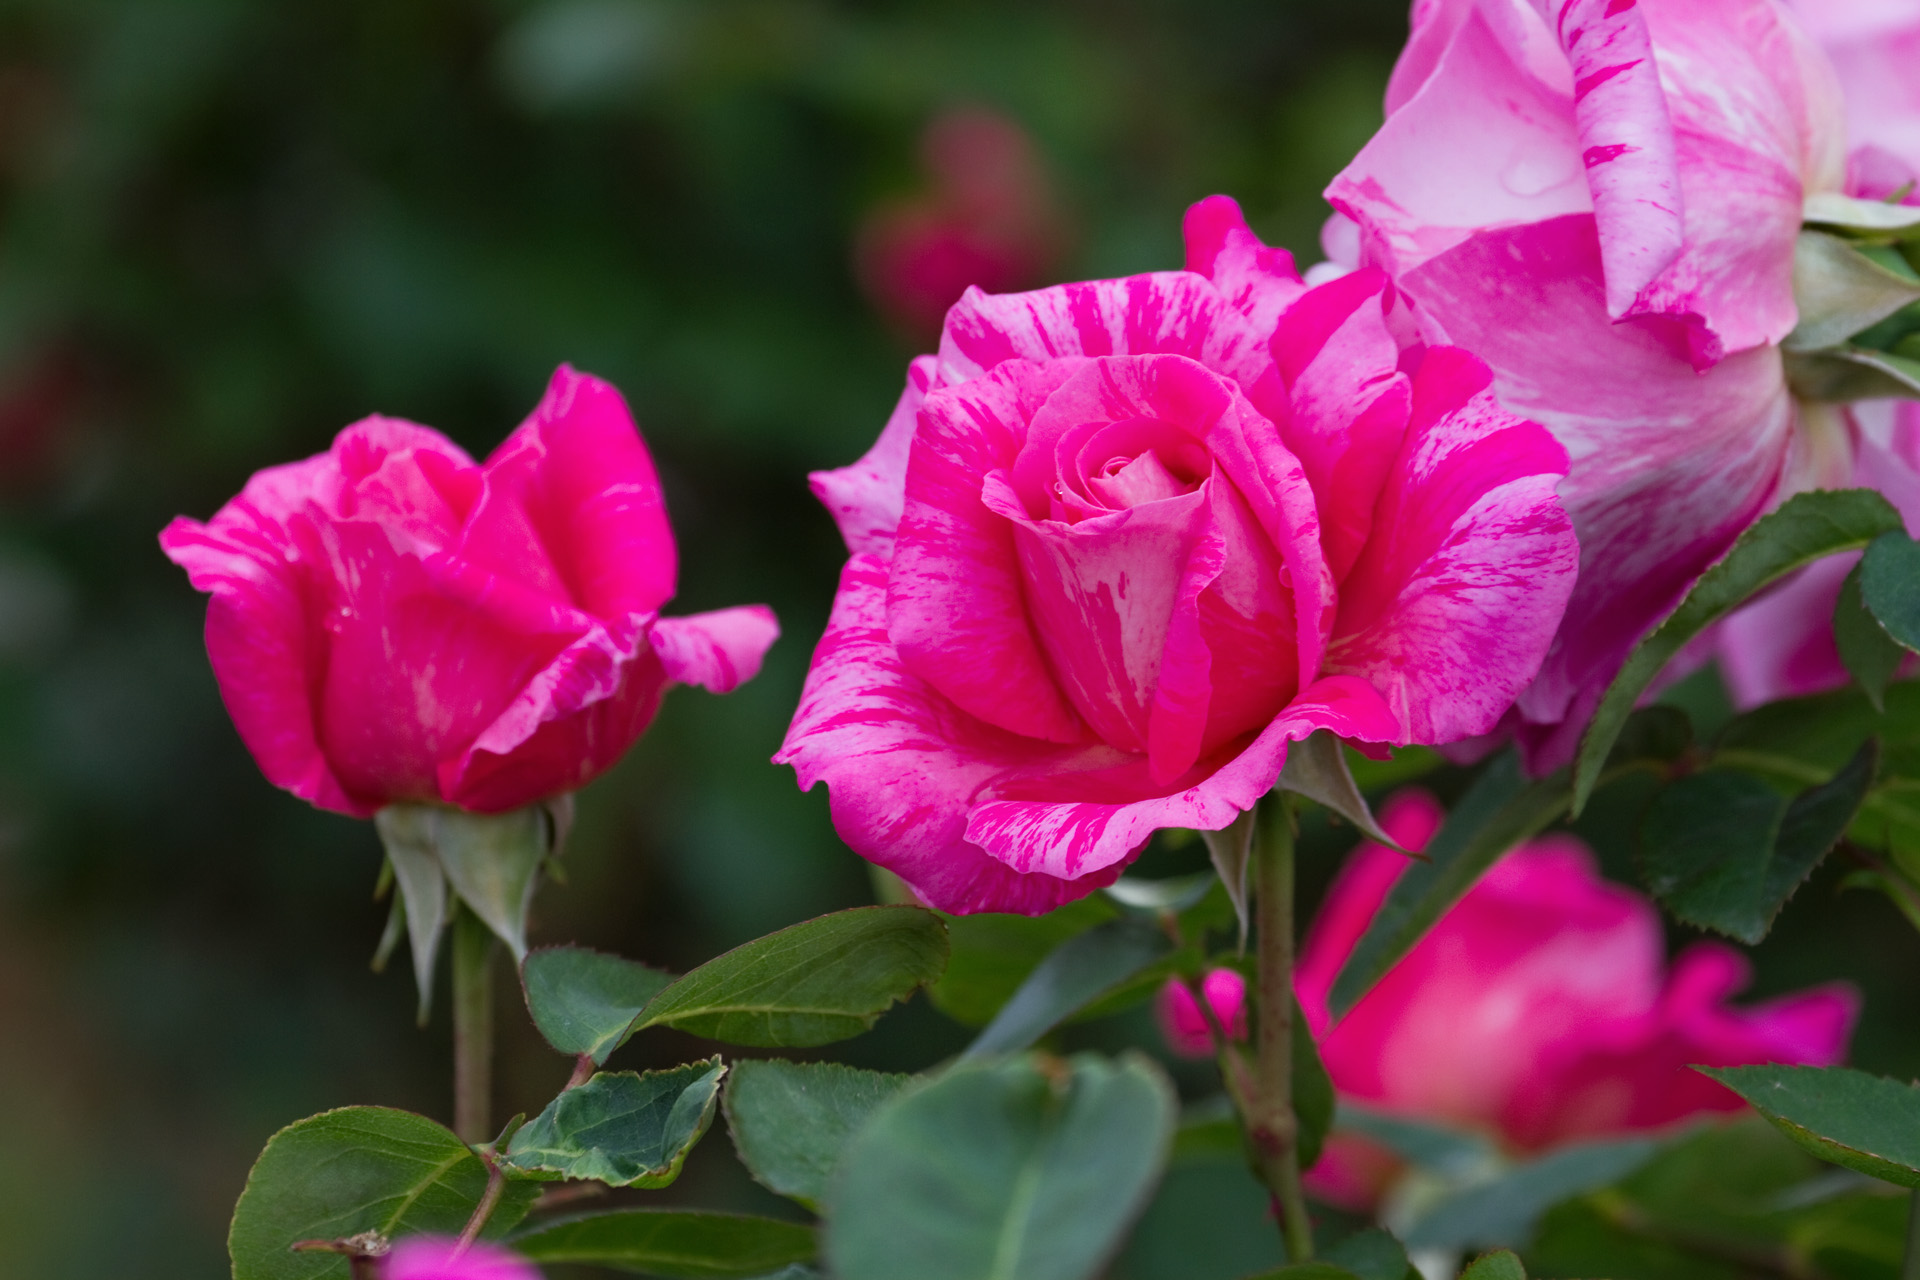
top-left (1158, 968), bottom-right (1251, 1058)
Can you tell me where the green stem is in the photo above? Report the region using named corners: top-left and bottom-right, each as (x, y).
top-left (1904, 1187), bottom-right (1920, 1280)
top-left (1250, 791), bottom-right (1314, 1262)
top-left (451, 907), bottom-right (496, 1145)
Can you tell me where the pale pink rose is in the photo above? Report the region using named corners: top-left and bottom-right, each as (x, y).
top-left (1329, 0), bottom-right (1852, 768)
top-left (855, 108), bottom-right (1068, 337)
top-left (1791, 0), bottom-right (1920, 201)
top-left (161, 365), bottom-right (778, 816)
top-left (385, 1236), bottom-right (541, 1280)
top-left (778, 196), bottom-right (1579, 915)
top-left (1296, 791), bottom-right (1859, 1210)
top-left (1157, 968), bottom-right (1251, 1057)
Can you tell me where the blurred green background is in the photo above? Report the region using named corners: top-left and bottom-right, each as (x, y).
top-left (0, 1), bottom-right (1914, 1276)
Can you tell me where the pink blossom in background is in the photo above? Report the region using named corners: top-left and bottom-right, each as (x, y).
top-left (855, 107), bottom-right (1068, 337)
top-left (1158, 968), bottom-right (1250, 1057)
top-left (1326, 0), bottom-right (1852, 770)
top-left (384, 1237), bottom-right (541, 1280)
top-left (161, 365), bottom-right (778, 816)
top-left (1791, 0), bottom-right (1920, 201)
top-left (1296, 790), bottom-right (1859, 1210)
top-left (778, 195), bottom-right (1579, 915)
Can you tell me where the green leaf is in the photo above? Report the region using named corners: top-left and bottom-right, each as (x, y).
top-left (1240, 1266), bottom-right (1362, 1280)
top-left (824, 1053), bottom-right (1177, 1280)
top-left (1787, 346), bottom-right (1920, 401)
top-left (1805, 191), bottom-right (1920, 234)
top-left (634, 906), bottom-right (948, 1047)
top-left (1328, 752), bottom-right (1566, 1019)
top-left (722, 1059), bottom-right (912, 1209)
top-left (1203, 809), bottom-right (1257, 945)
top-left (1334, 1104), bottom-right (1500, 1180)
top-left (1321, 1228), bottom-right (1417, 1280)
top-left (228, 1106), bottom-right (538, 1280)
top-left (1573, 489), bottom-right (1904, 813)
top-left (1784, 230), bottom-right (1920, 351)
top-left (1834, 561), bottom-right (1905, 710)
top-left (1639, 741), bottom-right (1876, 944)
top-left (373, 812), bottom-right (449, 1025)
top-left (1400, 1139), bottom-right (1659, 1251)
top-left (961, 917), bottom-right (1174, 1060)
top-left (505, 1059), bottom-right (723, 1187)
top-left (1104, 871), bottom-right (1218, 912)
top-left (1294, 1002), bottom-right (1334, 1171)
top-left (1701, 1064), bottom-right (1920, 1188)
top-left (520, 945), bottom-right (674, 1064)
top-left (1276, 730), bottom-right (1401, 850)
top-left (1862, 528), bottom-right (1920, 651)
top-left (930, 897), bottom-right (1117, 1028)
top-left (1458, 1252), bottom-right (1526, 1280)
top-left (511, 1209), bottom-right (817, 1278)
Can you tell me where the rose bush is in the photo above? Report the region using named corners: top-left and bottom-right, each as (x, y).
top-left (1324, 0), bottom-right (1850, 766)
top-left (161, 365), bottom-right (778, 816)
top-left (779, 196), bottom-right (1579, 914)
top-left (1286, 790), bottom-right (1857, 1208)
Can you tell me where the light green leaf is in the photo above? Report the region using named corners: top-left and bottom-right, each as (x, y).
top-left (1458, 1251), bottom-right (1527, 1280)
top-left (1784, 231), bottom-right (1920, 351)
top-left (1701, 1064), bottom-right (1920, 1188)
top-left (228, 1106), bottom-right (537, 1280)
top-left (930, 897), bottom-right (1117, 1028)
top-left (1835, 561), bottom-right (1906, 710)
top-left (961, 917), bottom-right (1174, 1060)
top-left (1103, 871), bottom-right (1217, 912)
top-left (426, 804), bottom-right (550, 961)
top-left (1401, 1139), bottom-right (1659, 1251)
top-left (1573, 489), bottom-right (1904, 812)
top-left (520, 945), bottom-right (674, 1064)
top-left (505, 1059), bottom-right (724, 1187)
top-left (1639, 742), bottom-right (1876, 944)
top-left (722, 1059), bottom-right (912, 1210)
top-left (373, 811), bottom-right (449, 1025)
top-left (1276, 730), bottom-right (1401, 849)
top-left (511, 1209), bottom-right (817, 1278)
top-left (635, 906), bottom-right (948, 1047)
top-left (824, 1053), bottom-right (1177, 1280)
top-left (1862, 529), bottom-right (1920, 652)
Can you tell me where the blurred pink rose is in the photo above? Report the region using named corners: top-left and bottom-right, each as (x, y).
top-left (385, 1237), bottom-right (540, 1280)
top-left (1791, 0), bottom-right (1920, 201)
top-left (779, 196), bottom-right (1579, 915)
top-left (161, 365), bottom-right (778, 816)
top-left (1327, 0), bottom-right (1851, 768)
top-left (1158, 968), bottom-right (1251, 1057)
top-left (856, 107), bottom-right (1068, 338)
top-left (1296, 790), bottom-right (1859, 1209)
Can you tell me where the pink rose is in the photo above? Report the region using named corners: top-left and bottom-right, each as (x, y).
top-left (1296, 790), bottom-right (1859, 1209)
top-left (778, 196), bottom-right (1579, 915)
top-left (161, 365), bottom-right (778, 816)
top-left (384, 1237), bottom-right (541, 1280)
top-left (855, 108), bottom-right (1067, 337)
top-left (1327, 0), bottom-right (1852, 767)
top-left (1791, 0), bottom-right (1920, 201)
top-left (1157, 968), bottom-right (1251, 1057)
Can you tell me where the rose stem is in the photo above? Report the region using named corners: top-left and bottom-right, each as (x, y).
top-left (455, 1152), bottom-right (507, 1253)
top-left (1904, 1188), bottom-right (1920, 1280)
top-left (451, 905), bottom-right (496, 1145)
top-left (1251, 790), bottom-right (1314, 1262)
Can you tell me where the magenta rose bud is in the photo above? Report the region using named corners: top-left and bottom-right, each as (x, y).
top-left (161, 365), bottom-right (778, 816)
top-left (779, 196), bottom-right (1580, 914)
top-left (384, 1237), bottom-right (540, 1280)
top-left (1294, 790), bottom-right (1859, 1210)
top-left (1157, 968), bottom-right (1250, 1058)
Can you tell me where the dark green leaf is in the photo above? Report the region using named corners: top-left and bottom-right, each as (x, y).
top-left (1787, 347), bottom-right (1920, 400)
top-left (1329, 752), bottom-right (1567, 1019)
top-left (229, 1106), bottom-right (537, 1280)
top-left (1400, 1139), bottom-right (1659, 1250)
top-left (1459, 1251), bottom-right (1526, 1280)
top-left (1321, 1228), bottom-right (1416, 1280)
top-left (520, 945), bottom-right (674, 1064)
top-left (930, 897), bottom-right (1117, 1028)
top-left (505, 1059), bottom-right (724, 1187)
top-left (1334, 1105), bottom-right (1499, 1181)
top-left (722, 1059), bottom-right (911, 1209)
top-left (824, 1053), bottom-right (1177, 1280)
top-left (1294, 1003), bottom-right (1334, 1171)
top-left (1573, 489), bottom-right (1904, 812)
top-left (1170, 1096), bottom-right (1243, 1162)
top-left (1701, 1064), bottom-right (1920, 1187)
top-left (511, 1209), bottom-right (817, 1278)
top-left (1834, 561), bottom-right (1905, 709)
top-left (1240, 1266), bottom-right (1362, 1280)
top-left (635, 906), bottom-right (948, 1047)
top-left (1862, 528), bottom-right (1920, 651)
top-left (1639, 742), bottom-right (1875, 944)
top-left (962, 917), bottom-right (1174, 1059)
